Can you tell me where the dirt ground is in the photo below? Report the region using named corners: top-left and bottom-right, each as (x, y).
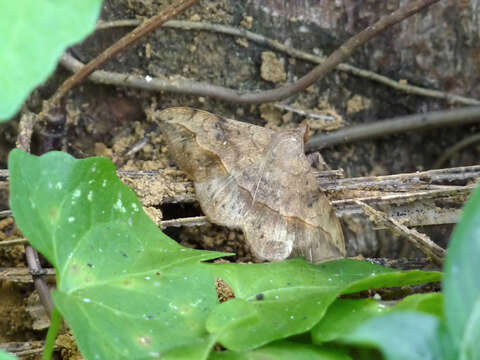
top-left (0, 0), bottom-right (478, 358)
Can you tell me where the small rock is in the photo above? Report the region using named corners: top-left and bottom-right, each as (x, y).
top-left (241, 15), bottom-right (253, 29)
top-left (190, 14), bottom-right (201, 22)
top-left (260, 51), bottom-right (286, 83)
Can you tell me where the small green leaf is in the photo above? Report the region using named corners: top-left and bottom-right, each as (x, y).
top-left (312, 293), bottom-right (443, 344)
top-left (0, 1), bottom-right (103, 120)
top-left (342, 270), bottom-right (441, 294)
top-left (394, 293), bottom-right (443, 318)
top-left (206, 259), bottom-right (441, 351)
top-left (444, 184), bottom-right (480, 356)
top-left (208, 341), bottom-right (352, 360)
top-left (9, 149), bottom-right (228, 359)
top-left (312, 299), bottom-right (388, 344)
top-left (341, 312), bottom-right (452, 360)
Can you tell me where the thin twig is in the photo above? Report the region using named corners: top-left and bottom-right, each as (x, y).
top-left (0, 238), bottom-right (28, 247)
top-left (434, 132), bottom-right (480, 169)
top-left (16, 110), bottom-right (54, 316)
top-left (0, 267), bottom-right (56, 283)
top-left (39, 0), bottom-right (199, 119)
top-left (25, 247), bottom-right (54, 316)
top-left (355, 200), bottom-right (445, 264)
top-left (306, 106), bottom-right (480, 152)
top-left (0, 341), bottom-right (49, 357)
top-left (334, 185), bottom-right (473, 207)
top-left (16, 109), bottom-right (36, 152)
top-left (61, 0), bottom-right (440, 105)
top-left (0, 210), bottom-right (12, 217)
top-left (324, 165), bottom-right (480, 191)
top-left (160, 216), bottom-right (207, 229)
top-left (273, 103), bottom-right (337, 122)
top-left (95, 19), bottom-right (479, 106)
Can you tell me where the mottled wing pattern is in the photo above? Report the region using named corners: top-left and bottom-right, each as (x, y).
top-left (155, 107), bottom-right (275, 178)
top-left (154, 107), bottom-right (345, 262)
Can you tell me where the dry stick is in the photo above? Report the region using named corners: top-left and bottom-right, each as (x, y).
top-left (0, 238), bottom-right (28, 247)
top-left (0, 267), bottom-right (56, 283)
top-left (0, 341), bottom-right (49, 356)
top-left (325, 165), bottom-right (480, 190)
top-left (39, 0), bottom-right (199, 118)
top-left (335, 185), bottom-right (472, 210)
top-left (25, 246), bottom-right (54, 316)
top-left (159, 216), bottom-right (208, 229)
top-left (273, 103), bottom-right (338, 123)
top-left (61, 0), bottom-right (440, 105)
top-left (16, 109), bottom-right (36, 152)
top-left (15, 111), bottom-right (54, 316)
top-left (95, 19), bottom-right (479, 106)
top-left (433, 132), bottom-right (480, 169)
top-left (306, 106), bottom-right (480, 152)
top-left (355, 200), bottom-right (446, 264)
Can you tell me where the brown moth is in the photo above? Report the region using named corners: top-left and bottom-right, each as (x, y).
top-left (155, 107), bottom-right (345, 262)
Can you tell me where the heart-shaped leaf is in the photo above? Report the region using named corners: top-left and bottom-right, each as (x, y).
top-left (9, 149), bottom-right (227, 359)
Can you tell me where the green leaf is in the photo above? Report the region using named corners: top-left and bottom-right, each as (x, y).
top-left (394, 293), bottom-right (443, 318)
top-left (341, 312), bottom-right (452, 360)
top-left (7, 149), bottom-right (446, 358)
top-left (9, 149), bottom-right (228, 359)
top-left (312, 299), bottom-right (388, 344)
top-left (312, 293), bottom-right (443, 344)
top-left (342, 269), bottom-right (441, 295)
top-left (0, 1), bottom-right (103, 120)
top-left (206, 298), bottom-right (260, 335)
top-left (0, 350), bottom-right (16, 360)
top-left (206, 259), bottom-right (441, 351)
top-left (208, 341), bottom-right (352, 360)
top-left (443, 184), bottom-right (480, 357)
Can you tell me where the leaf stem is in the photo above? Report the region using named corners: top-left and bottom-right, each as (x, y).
top-left (42, 306), bottom-right (62, 360)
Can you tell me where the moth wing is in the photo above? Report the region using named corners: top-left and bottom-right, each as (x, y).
top-left (156, 107), bottom-right (345, 262)
top-left (155, 107), bottom-right (275, 180)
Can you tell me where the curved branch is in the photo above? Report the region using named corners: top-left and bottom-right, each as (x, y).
top-left (217, 0), bottom-right (442, 104)
top-left (61, 0), bottom-right (441, 105)
top-left (41, 0), bottom-right (198, 116)
top-left (94, 19), bottom-right (479, 105)
top-left (305, 106), bottom-right (480, 152)
top-left (433, 132), bottom-right (480, 169)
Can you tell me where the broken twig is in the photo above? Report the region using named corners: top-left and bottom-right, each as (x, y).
top-left (355, 200), bottom-right (445, 264)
